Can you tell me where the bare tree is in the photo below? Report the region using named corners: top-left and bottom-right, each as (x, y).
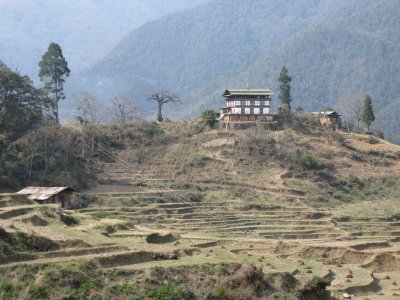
top-left (338, 92), bottom-right (364, 132)
top-left (337, 92), bottom-right (365, 132)
top-left (351, 97), bottom-right (364, 128)
top-left (111, 95), bottom-right (141, 143)
top-left (147, 90), bottom-right (181, 122)
top-left (74, 92), bottom-right (101, 157)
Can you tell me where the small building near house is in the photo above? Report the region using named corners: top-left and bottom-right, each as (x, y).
top-left (219, 89), bottom-right (276, 127)
top-left (17, 187), bottom-right (75, 209)
top-left (314, 111), bottom-right (341, 128)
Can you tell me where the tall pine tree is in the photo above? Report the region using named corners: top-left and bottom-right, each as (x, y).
top-left (362, 95), bottom-right (375, 132)
top-left (39, 43), bottom-right (70, 122)
top-left (278, 65), bottom-right (293, 113)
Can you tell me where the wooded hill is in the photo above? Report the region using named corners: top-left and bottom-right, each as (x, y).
top-left (69, 0), bottom-right (400, 143)
top-left (0, 0), bottom-right (206, 79)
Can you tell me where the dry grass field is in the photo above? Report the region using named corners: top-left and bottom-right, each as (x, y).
top-left (1, 120), bottom-right (400, 299)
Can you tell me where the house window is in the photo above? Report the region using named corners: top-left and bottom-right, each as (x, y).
top-left (254, 108), bottom-right (260, 114)
top-left (265, 101), bottom-right (270, 106)
top-left (245, 101), bottom-right (250, 106)
top-left (235, 100), bottom-right (241, 106)
top-left (255, 101), bottom-right (260, 106)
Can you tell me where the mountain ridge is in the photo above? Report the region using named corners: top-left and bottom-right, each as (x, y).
top-left (0, 0), bottom-right (207, 80)
top-left (68, 0), bottom-right (400, 142)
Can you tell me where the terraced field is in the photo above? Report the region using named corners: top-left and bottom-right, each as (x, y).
top-left (1, 186), bottom-right (400, 299)
top-left (2, 127), bottom-right (400, 299)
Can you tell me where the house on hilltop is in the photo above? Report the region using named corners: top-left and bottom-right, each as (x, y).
top-left (313, 111), bottom-right (341, 128)
top-left (17, 187), bottom-right (75, 209)
top-left (219, 89), bottom-right (276, 128)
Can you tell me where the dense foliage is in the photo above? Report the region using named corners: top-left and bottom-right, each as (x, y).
top-left (278, 66), bottom-right (293, 112)
top-left (0, 66), bottom-right (93, 190)
top-left (362, 95), bottom-right (375, 132)
top-left (0, 67), bottom-right (48, 137)
top-left (39, 43), bottom-right (70, 122)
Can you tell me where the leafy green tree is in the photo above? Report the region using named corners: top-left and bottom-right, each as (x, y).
top-left (0, 67), bottom-right (48, 136)
top-left (278, 66), bottom-right (293, 113)
top-left (39, 43), bottom-right (70, 122)
top-left (362, 95), bottom-right (375, 132)
top-left (147, 90), bottom-right (181, 122)
top-left (201, 108), bottom-right (217, 127)
top-left (295, 105), bottom-right (304, 113)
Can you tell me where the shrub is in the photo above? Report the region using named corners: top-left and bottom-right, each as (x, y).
top-left (112, 283), bottom-right (135, 295)
top-left (214, 285), bottom-right (227, 299)
top-left (201, 108), bottom-right (218, 128)
top-left (243, 135), bottom-right (276, 157)
top-left (0, 279), bottom-right (13, 297)
top-left (299, 153), bottom-right (318, 170)
top-left (187, 192), bottom-right (203, 203)
top-left (71, 194), bottom-right (98, 209)
top-left (147, 282), bottom-right (191, 300)
top-left (60, 213), bottom-right (79, 226)
top-left (337, 134), bottom-right (346, 146)
top-left (374, 129), bottom-right (384, 139)
top-left (302, 276), bottom-right (331, 293)
top-left (146, 122), bottom-right (163, 138)
top-left (368, 135), bottom-right (379, 144)
top-left (186, 154), bottom-right (210, 168)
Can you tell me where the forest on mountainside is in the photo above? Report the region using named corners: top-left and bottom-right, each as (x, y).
top-left (191, 0), bottom-right (400, 142)
top-left (0, 0), bottom-right (207, 79)
top-left (69, 0), bottom-right (400, 143)
top-left (0, 64), bottom-right (95, 190)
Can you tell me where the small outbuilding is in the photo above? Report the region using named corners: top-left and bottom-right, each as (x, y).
top-left (314, 111), bottom-right (341, 128)
top-left (17, 186), bottom-right (75, 209)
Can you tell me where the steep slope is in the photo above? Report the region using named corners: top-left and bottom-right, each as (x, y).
top-left (0, 0), bottom-right (207, 79)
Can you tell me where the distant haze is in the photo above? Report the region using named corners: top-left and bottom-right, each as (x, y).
top-left (0, 0), bottom-right (207, 80)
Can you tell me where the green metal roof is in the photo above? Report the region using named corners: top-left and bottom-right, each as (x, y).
top-left (223, 89), bottom-right (274, 97)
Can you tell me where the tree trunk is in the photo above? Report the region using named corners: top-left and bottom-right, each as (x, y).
top-left (81, 135), bottom-right (85, 158)
top-left (54, 83), bottom-right (59, 123)
top-left (158, 101), bottom-right (163, 120)
top-left (43, 120), bottom-right (48, 178)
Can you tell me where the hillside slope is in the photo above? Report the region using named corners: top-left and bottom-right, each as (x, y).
top-left (0, 0), bottom-right (207, 79)
top-left (1, 120), bottom-right (400, 298)
top-left (70, 0), bottom-right (400, 143)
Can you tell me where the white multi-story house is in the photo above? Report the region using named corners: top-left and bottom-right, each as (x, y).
top-left (220, 89), bottom-right (273, 124)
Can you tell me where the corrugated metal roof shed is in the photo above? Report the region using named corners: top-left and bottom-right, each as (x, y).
top-left (17, 187), bottom-right (74, 201)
